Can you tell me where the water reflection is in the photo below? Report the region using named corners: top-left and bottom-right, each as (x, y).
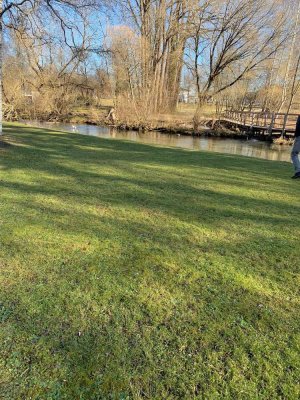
top-left (26, 121), bottom-right (292, 163)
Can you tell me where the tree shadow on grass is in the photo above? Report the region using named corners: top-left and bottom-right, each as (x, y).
top-left (1, 169), bottom-right (299, 229)
top-left (2, 124), bottom-right (292, 173)
top-left (2, 124), bottom-right (300, 292)
top-left (1, 204), bottom-right (299, 398)
top-left (1, 124), bottom-right (300, 398)
top-left (3, 124), bottom-right (298, 203)
top-left (2, 123), bottom-right (299, 293)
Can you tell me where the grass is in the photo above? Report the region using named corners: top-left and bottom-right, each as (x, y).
top-left (0, 122), bottom-right (299, 399)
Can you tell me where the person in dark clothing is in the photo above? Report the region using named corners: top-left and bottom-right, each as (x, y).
top-left (291, 115), bottom-right (300, 179)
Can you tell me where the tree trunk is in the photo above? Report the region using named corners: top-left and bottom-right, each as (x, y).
top-left (278, 0), bottom-right (300, 113)
top-left (193, 94), bottom-right (208, 132)
top-left (286, 51), bottom-right (300, 116)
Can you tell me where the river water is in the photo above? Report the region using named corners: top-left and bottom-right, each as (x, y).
top-left (26, 121), bottom-right (292, 163)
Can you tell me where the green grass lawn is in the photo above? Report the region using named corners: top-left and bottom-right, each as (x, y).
top-left (1, 123), bottom-right (299, 399)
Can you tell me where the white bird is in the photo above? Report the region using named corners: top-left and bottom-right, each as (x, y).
top-left (72, 125), bottom-right (77, 132)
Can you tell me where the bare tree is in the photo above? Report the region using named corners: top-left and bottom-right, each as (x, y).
top-left (114, 0), bottom-right (197, 113)
top-left (187, 0), bottom-right (289, 128)
top-left (278, 0), bottom-right (300, 112)
top-left (1, 0), bottom-right (102, 132)
top-left (2, 0), bottom-right (297, 130)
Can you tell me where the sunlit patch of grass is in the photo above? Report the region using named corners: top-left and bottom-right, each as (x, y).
top-left (0, 123), bottom-right (300, 399)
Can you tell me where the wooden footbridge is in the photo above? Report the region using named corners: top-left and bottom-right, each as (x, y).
top-left (221, 110), bottom-right (298, 138)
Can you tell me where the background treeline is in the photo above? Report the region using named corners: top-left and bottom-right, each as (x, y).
top-left (2, 0), bottom-right (300, 125)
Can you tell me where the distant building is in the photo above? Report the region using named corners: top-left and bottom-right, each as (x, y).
top-left (179, 88), bottom-right (197, 104)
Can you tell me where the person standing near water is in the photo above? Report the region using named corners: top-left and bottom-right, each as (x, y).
top-left (291, 115), bottom-right (300, 179)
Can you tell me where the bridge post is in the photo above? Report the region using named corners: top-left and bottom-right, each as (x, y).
top-left (268, 113), bottom-right (275, 137)
top-left (281, 114), bottom-right (288, 138)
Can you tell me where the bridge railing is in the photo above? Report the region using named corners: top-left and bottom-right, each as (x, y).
top-left (222, 110), bottom-right (299, 134)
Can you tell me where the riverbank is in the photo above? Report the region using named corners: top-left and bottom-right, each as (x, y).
top-left (7, 102), bottom-right (295, 142)
top-left (1, 123), bottom-right (300, 399)
top-left (11, 103), bottom-right (248, 139)
top-left (51, 105), bottom-right (293, 142)
top-left (6, 101), bottom-right (297, 143)
top-left (14, 114), bottom-right (294, 143)
top-left (60, 107), bottom-right (248, 139)
top-left (13, 114), bottom-right (259, 140)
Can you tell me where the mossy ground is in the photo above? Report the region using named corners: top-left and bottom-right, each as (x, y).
top-left (0, 123), bottom-right (299, 399)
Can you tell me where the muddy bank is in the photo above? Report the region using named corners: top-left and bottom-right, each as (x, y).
top-left (7, 110), bottom-right (294, 143)
top-left (107, 120), bottom-right (271, 141)
top-left (10, 113), bottom-right (246, 139)
top-left (13, 109), bottom-right (245, 139)
top-left (108, 119), bottom-right (295, 144)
